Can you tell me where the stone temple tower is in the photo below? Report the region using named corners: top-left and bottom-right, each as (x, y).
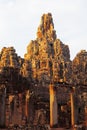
top-left (24, 13), bottom-right (72, 86)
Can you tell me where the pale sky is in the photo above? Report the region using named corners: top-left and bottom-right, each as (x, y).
top-left (0, 0), bottom-right (87, 60)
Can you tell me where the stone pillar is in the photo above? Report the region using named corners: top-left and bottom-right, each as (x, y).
top-left (9, 95), bottom-right (14, 124)
top-left (84, 107), bottom-right (87, 129)
top-left (25, 90), bottom-right (30, 122)
top-left (28, 98), bottom-right (35, 124)
top-left (49, 83), bottom-right (58, 128)
top-left (0, 87), bottom-right (6, 127)
top-left (13, 96), bottom-right (18, 124)
top-left (70, 87), bottom-right (78, 129)
top-left (5, 97), bottom-right (10, 127)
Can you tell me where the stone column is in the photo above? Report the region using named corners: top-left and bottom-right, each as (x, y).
top-left (28, 98), bottom-right (35, 124)
top-left (84, 107), bottom-right (87, 129)
top-left (0, 87), bottom-right (6, 127)
top-left (9, 95), bottom-right (14, 124)
top-left (49, 83), bottom-right (58, 128)
top-left (25, 90), bottom-right (30, 122)
top-left (70, 87), bottom-right (78, 129)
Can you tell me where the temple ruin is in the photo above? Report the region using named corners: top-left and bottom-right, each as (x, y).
top-left (0, 13), bottom-right (87, 130)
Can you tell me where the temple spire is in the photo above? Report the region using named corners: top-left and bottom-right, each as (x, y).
top-left (37, 13), bottom-right (56, 41)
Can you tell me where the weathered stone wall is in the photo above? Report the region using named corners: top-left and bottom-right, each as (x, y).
top-left (72, 50), bottom-right (87, 85)
top-left (0, 47), bottom-right (23, 68)
top-left (24, 13), bottom-right (72, 85)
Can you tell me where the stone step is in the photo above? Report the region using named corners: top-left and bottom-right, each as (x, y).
top-left (50, 128), bottom-right (66, 130)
